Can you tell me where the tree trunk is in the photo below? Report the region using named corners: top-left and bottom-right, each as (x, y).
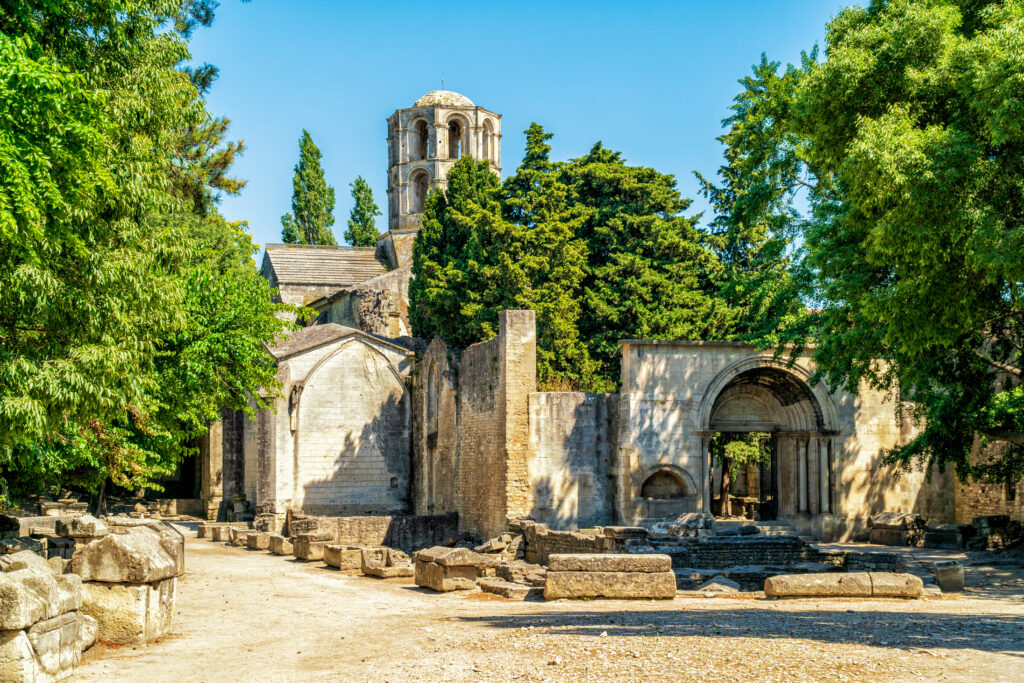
top-left (94, 479), bottom-right (107, 517)
top-left (718, 456), bottom-right (733, 517)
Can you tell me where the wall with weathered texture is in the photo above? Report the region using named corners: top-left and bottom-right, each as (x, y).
top-left (317, 266), bottom-right (412, 338)
top-left (617, 340), bottom-right (956, 539)
top-left (286, 512), bottom-right (459, 552)
top-left (455, 310), bottom-right (537, 539)
top-left (412, 338), bottom-right (458, 515)
top-left (955, 443), bottom-right (1023, 522)
top-left (526, 392), bottom-right (616, 529)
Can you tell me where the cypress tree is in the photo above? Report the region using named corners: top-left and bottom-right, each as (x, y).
top-left (344, 175), bottom-right (381, 247)
top-left (281, 130), bottom-right (336, 245)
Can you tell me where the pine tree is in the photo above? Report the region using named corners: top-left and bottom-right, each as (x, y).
top-left (281, 130), bottom-right (336, 245)
top-left (501, 124), bottom-right (601, 390)
top-left (563, 143), bottom-right (729, 386)
top-left (344, 176), bottom-right (381, 247)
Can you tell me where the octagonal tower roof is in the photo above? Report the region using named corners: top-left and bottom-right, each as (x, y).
top-left (413, 90), bottom-right (474, 108)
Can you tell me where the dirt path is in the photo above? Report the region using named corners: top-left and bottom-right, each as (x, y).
top-left (77, 528), bottom-right (1024, 682)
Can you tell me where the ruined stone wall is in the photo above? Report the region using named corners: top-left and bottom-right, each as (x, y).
top-left (500, 311), bottom-right (538, 526)
top-left (527, 392), bottom-right (617, 529)
top-left (286, 512), bottom-right (458, 553)
top-left (412, 338), bottom-right (458, 515)
top-left (455, 334), bottom-right (506, 538)
top-left (320, 267), bottom-right (412, 338)
top-left (955, 443), bottom-right (1023, 522)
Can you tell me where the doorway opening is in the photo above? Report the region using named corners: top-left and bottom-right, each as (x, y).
top-left (710, 431), bottom-right (776, 520)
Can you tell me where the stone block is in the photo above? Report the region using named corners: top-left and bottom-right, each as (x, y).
top-left (934, 560), bottom-right (964, 593)
top-left (0, 538), bottom-right (45, 558)
top-left (292, 538), bottom-right (330, 561)
top-left (548, 553), bottom-right (671, 573)
top-left (697, 575), bottom-right (741, 593)
top-left (363, 564), bottom-right (414, 578)
top-left (414, 560), bottom-right (477, 592)
top-left (323, 545), bottom-right (362, 570)
top-left (869, 572), bottom-right (923, 598)
top-left (0, 568), bottom-right (59, 630)
top-left (245, 533), bottom-right (270, 550)
top-left (268, 535), bottom-right (293, 556)
top-left (476, 577), bottom-right (541, 600)
top-left (601, 527), bottom-right (649, 540)
top-left (544, 571), bottom-right (677, 600)
top-left (54, 574), bottom-right (82, 615)
top-left (210, 526), bottom-right (230, 542)
top-left (414, 546), bottom-right (499, 568)
top-left (76, 613), bottom-right (97, 652)
top-left (70, 527), bottom-right (178, 583)
top-left (55, 515), bottom-right (109, 539)
top-left (765, 572), bottom-right (873, 598)
top-left (0, 550), bottom-right (53, 574)
top-left (81, 577), bottom-right (176, 644)
top-left (294, 531), bottom-right (333, 543)
top-left (26, 611), bottom-right (81, 677)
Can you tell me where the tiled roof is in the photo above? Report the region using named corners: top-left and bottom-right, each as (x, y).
top-left (262, 243), bottom-right (388, 288)
top-left (268, 323), bottom-right (411, 360)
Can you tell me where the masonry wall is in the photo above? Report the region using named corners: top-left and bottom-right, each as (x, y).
top-left (955, 443), bottom-right (1023, 523)
top-left (286, 512), bottom-right (459, 553)
top-left (527, 392), bottom-right (617, 529)
top-left (455, 335), bottom-right (506, 538)
top-left (412, 338), bottom-right (458, 515)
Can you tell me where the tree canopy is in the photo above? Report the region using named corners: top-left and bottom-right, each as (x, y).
top-left (281, 130), bottom-right (337, 245)
top-left (713, 0), bottom-right (1024, 483)
top-left (0, 0), bottom-right (292, 502)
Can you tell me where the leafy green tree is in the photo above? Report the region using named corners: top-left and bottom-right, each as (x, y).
top-left (717, 0), bottom-right (1024, 483)
top-left (562, 144), bottom-right (730, 385)
top-left (409, 157), bottom-right (520, 347)
top-left (696, 55), bottom-right (811, 347)
top-left (281, 130), bottom-right (337, 245)
top-left (344, 176), bottom-right (381, 247)
top-left (501, 125), bottom-right (600, 389)
top-left (0, 0), bottom-right (293, 502)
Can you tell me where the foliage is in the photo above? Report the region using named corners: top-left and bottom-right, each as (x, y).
top-left (714, 0), bottom-right (1024, 482)
top-left (344, 175), bottom-right (381, 247)
top-left (281, 130), bottom-right (337, 245)
top-left (695, 55), bottom-right (812, 347)
top-left (562, 143), bottom-right (730, 385)
top-left (0, 1), bottom-right (292, 500)
top-left (711, 432), bottom-right (771, 478)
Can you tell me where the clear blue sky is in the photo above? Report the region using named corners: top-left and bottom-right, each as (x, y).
top-left (189, 1), bottom-right (851, 252)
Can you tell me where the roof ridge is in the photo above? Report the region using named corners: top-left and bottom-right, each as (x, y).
top-left (265, 242), bottom-right (378, 252)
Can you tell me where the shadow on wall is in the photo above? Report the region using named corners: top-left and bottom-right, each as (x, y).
top-left (300, 392), bottom-right (411, 516)
top-left (453, 609), bottom-right (1024, 655)
top-left (526, 395), bottom-right (615, 530)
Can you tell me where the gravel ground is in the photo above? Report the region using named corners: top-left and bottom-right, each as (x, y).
top-left (77, 527), bottom-right (1024, 682)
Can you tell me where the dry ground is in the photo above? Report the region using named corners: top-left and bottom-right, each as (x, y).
top-left (77, 527), bottom-right (1024, 682)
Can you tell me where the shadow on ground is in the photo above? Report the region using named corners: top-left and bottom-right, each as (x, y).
top-left (455, 607), bottom-right (1024, 655)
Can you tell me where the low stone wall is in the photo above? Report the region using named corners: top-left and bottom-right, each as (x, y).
top-left (285, 512), bottom-right (459, 553)
top-left (519, 522), bottom-right (644, 564)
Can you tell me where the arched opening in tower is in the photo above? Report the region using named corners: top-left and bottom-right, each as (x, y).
top-left (482, 120), bottom-right (492, 161)
top-left (448, 120), bottom-right (463, 159)
top-left (414, 120), bottom-right (428, 160)
top-left (414, 173), bottom-right (429, 213)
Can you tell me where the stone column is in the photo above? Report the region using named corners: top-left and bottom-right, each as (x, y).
top-left (819, 436), bottom-right (830, 514)
top-left (798, 439), bottom-right (808, 513)
top-left (199, 422), bottom-right (223, 520)
top-left (701, 435), bottom-right (712, 514)
top-left (808, 438), bottom-right (819, 516)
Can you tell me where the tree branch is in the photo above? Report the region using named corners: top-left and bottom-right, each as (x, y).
top-left (974, 349), bottom-right (1023, 378)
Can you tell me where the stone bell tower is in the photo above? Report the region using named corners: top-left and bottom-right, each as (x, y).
top-left (379, 90), bottom-right (501, 268)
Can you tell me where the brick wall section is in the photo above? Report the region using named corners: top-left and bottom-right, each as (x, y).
top-left (500, 310), bottom-right (538, 526)
top-left (455, 335), bottom-right (505, 538)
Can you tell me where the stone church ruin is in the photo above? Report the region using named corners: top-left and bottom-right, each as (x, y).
top-left (174, 89), bottom-right (1017, 545)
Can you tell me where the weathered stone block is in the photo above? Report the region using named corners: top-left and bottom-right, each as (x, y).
top-left (363, 564), bottom-right (414, 578)
top-left (414, 560), bottom-right (477, 592)
top-left (81, 577), bottom-right (176, 644)
top-left (210, 526), bottom-right (230, 542)
top-left (292, 538), bottom-right (330, 561)
top-left (476, 577), bottom-right (540, 600)
top-left (765, 572), bottom-right (873, 598)
top-left (414, 546), bottom-right (498, 568)
top-left (548, 553), bottom-right (671, 573)
top-left (323, 545), bottom-right (362, 570)
top-left (0, 550), bottom-right (53, 574)
top-left (697, 575), bottom-right (740, 593)
top-left (76, 613), bottom-right (97, 653)
top-left (869, 572), bottom-right (923, 598)
top-left (55, 515), bottom-right (109, 539)
top-left (544, 571), bottom-right (676, 600)
top-left (245, 533), bottom-right (270, 550)
top-left (0, 568), bottom-right (58, 630)
top-left (26, 611), bottom-right (80, 677)
top-left (268, 535), bottom-right (293, 556)
top-left (933, 560), bottom-right (964, 593)
top-left (71, 527), bottom-right (178, 583)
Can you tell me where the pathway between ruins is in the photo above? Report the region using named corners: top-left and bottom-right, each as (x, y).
top-left (76, 526), bottom-right (1024, 682)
